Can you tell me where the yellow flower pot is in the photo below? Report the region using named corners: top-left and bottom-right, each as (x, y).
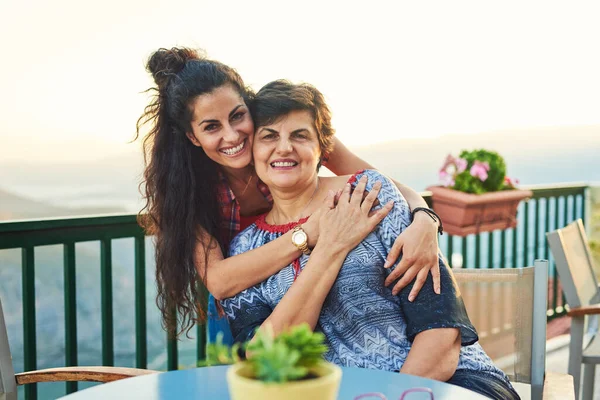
top-left (226, 361), bottom-right (342, 400)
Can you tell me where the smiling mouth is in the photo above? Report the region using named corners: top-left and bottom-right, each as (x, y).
top-left (270, 161), bottom-right (298, 168)
top-left (220, 139), bottom-right (246, 156)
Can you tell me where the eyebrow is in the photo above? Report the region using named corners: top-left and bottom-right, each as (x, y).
top-left (258, 128), bottom-right (310, 135)
top-left (198, 104), bottom-right (244, 126)
top-left (291, 128), bottom-right (310, 135)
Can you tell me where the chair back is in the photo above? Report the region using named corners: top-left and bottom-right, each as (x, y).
top-left (453, 260), bottom-right (548, 400)
top-left (547, 219), bottom-right (599, 309)
top-left (0, 296), bottom-right (17, 400)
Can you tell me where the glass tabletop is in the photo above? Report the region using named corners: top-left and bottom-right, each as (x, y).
top-left (58, 365), bottom-right (489, 399)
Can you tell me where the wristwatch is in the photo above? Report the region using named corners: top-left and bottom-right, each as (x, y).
top-left (291, 225), bottom-right (311, 255)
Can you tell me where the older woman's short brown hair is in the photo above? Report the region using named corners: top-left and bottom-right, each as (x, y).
top-left (250, 80), bottom-right (335, 159)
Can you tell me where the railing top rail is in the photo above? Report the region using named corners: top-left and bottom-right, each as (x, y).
top-left (0, 213), bottom-right (139, 234)
top-left (0, 213), bottom-right (145, 250)
top-left (0, 182), bottom-right (589, 244)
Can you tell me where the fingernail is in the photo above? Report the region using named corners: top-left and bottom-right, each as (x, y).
top-left (383, 260), bottom-right (390, 268)
top-left (408, 295), bottom-right (414, 302)
top-left (374, 181), bottom-right (382, 187)
top-left (392, 290), bottom-right (398, 296)
top-left (436, 286), bottom-right (441, 294)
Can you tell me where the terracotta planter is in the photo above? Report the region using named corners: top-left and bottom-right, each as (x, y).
top-left (227, 361), bottom-right (341, 400)
top-left (426, 186), bottom-right (533, 237)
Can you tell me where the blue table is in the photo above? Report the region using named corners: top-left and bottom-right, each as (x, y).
top-left (58, 366), bottom-right (488, 399)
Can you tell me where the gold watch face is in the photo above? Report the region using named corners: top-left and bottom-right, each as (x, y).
top-left (292, 230), bottom-right (307, 246)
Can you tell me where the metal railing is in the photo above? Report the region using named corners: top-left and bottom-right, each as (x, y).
top-left (0, 183), bottom-right (589, 399)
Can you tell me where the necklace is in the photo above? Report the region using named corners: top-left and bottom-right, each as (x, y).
top-left (274, 178), bottom-right (320, 224)
top-left (228, 170), bottom-right (254, 197)
top-left (239, 174), bottom-right (253, 197)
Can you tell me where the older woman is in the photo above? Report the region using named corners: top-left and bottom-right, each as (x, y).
top-left (221, 80), bottom-right (520, 399)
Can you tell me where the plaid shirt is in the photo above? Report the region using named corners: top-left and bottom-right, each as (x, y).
top-left (217, 171), bottom-right (273, 249)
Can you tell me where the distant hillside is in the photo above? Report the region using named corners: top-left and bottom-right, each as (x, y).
top-left (0, 188), bottom-right (125, 221)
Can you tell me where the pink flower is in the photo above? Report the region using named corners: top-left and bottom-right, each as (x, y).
top-left (470, 161), bottom-right (490, 182)
top-left (439, 154), bottom-right (455, 173)
top-left (455, 158), bottom-right (468, 173)
top-left (439, 170), bottom-right (455, 187)
top-left (504, 176), bottom-right (520, 187)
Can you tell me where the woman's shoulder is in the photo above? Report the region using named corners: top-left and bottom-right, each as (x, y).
top-left (346, 169), bottom-right (397, 194)
top-left (347, 169), bottom-right (390, 184)
top-left (323, 170), bottom-right (391, 187)
top-left (322, 170), bottom-right (402, 204)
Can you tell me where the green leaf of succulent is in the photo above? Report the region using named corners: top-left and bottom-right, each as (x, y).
top-left (202, 324), bottom-right (328, 383)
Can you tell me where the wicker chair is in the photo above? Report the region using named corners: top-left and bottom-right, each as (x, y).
top-left (547, 219), bottom-right (600, 400)
top-left (453, 260), bottom-right (574, 400)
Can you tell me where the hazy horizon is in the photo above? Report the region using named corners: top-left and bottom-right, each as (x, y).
top-left (1, 124), bottom-right (598, 221)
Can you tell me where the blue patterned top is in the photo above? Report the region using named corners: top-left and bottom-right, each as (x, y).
top-left (221, 169), bottom-right (511, 385)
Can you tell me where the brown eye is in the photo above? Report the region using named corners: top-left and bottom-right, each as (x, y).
top-left (205, 123), bottom-right (218, 132)
top-left (231, 111), bottom-right (245, 121)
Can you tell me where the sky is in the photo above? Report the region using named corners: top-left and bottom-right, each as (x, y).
top-left (1, 0), bottom-right (599, 163)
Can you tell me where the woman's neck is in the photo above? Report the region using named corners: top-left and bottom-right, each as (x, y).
top-left (268, 177), bottom-right (321, 224)
top-left (221, 165), bottom-right (254, 184)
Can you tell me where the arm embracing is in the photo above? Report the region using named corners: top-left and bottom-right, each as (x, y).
top-left (198, 226), bottom-right (324, 300)
top-left (327, 138), bottom-right (440, 297)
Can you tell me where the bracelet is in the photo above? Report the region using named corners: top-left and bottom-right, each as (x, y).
top-left (411, 207), bottom-right (444, 235)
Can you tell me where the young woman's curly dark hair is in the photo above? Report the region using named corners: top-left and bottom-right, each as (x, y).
top-left (135, 47), bottom-right (254, 337)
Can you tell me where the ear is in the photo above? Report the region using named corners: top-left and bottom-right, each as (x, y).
top-left (186, 131), bottom-right (202, 147)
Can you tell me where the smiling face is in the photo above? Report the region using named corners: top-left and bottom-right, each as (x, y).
top-left (186, 85), bottom-right (254, 171)
top-left (253, 110), bottom-right (322, 190)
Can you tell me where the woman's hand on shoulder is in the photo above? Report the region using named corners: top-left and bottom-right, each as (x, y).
top-left (317, 175), bottom-right (393, 253)
top-left (384, 212), bottom-right (441, 300)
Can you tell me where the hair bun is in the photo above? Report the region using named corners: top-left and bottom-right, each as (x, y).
top-left (147, 47), bottom-right (201, 88)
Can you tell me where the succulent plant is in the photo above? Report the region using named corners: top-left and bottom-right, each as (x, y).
top-left (202, 323), bottom-right (328, 383)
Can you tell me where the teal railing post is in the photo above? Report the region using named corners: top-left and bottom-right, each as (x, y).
top-left (534, 199), bottom-right (541, 259)
top-left (63, 242), bottom-right (78, 393)
top-left (22, 247), bottom-right (37, 400)
top-left (446, 235), bottom-right (453, 267)
top-left (134, 235), bottom-right (147, 369)
top-left (474, 234), bottom-right (481, 269)
top-left (100, 238), bottom-right (114, 367)
top-left (523, 201), bottom-right (530, 267)
top-left (461, 236), bottom-right (468, 269)
top-left (487, 231), bottom-right (494, 269)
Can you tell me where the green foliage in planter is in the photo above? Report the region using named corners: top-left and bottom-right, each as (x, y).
top-left (454, 149), bottom-right (507, 194)
top-left (202, 324), bottom-right (328, 383)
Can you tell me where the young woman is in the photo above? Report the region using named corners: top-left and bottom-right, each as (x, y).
top-left (221, 80), bottom-right (520, 399)
top-left (136, 47), bottom-right (441, 338)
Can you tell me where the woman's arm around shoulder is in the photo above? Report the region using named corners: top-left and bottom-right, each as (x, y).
top-left (196, 225), bottom-right (307, 300)
top-left (327, 138), bottom-right (441, 298)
